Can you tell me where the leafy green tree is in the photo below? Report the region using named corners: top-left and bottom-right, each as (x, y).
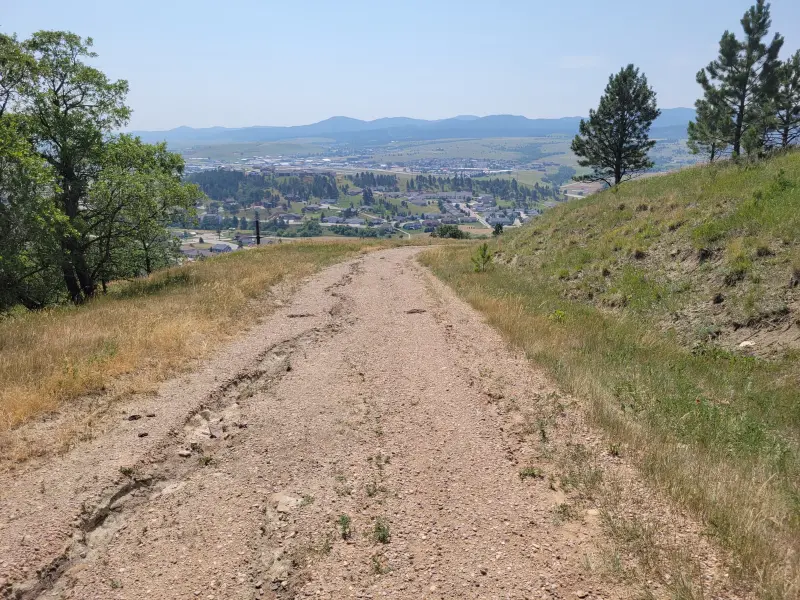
top-left (297, 219), bottom-right (323, 237)
top-left (696, 1), bottom-right (783, 157)
top-left (432, 224), bottom-right (468, 239)
top-left (773, 50), bottom-right (800, 148)
top-left (0, 31), bottom-right (201, 309)
top-left (20, 32), bottom-right (131, 302)
top-left (88, 136), bottom-right (201, 280)
top-left (0, 116), bottom-right (64, 308)
top-left (0, 34), bottom-right (63, 308)
top-left (493, 223), bottom-right (504, 236)
top-left (570, 65), bottom-right (660, 186)
top-left (687, 98), bottom-right (734, 162)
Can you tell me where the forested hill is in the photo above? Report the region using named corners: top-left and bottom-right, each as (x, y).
top-left (132, 108), bottom-right (696, 146)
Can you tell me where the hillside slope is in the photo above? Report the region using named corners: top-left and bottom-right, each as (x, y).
top-left (508, 151), bottom-right (800, 356)
top-left (421, 151), bottom-right (800, 599)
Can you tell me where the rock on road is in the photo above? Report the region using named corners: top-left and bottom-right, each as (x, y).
top-left (0, 248), bottom-right (734, 600)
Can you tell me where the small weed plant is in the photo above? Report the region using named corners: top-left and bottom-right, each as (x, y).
top-left (373, 517), bottom-right (391, 544)
top-left (338, 514), bottom-right (352, 540)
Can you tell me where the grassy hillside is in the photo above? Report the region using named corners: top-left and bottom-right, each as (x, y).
top-left (509, 151), bottom-right (800, 357)
top-left (421, 151), bottom-right (800, 599)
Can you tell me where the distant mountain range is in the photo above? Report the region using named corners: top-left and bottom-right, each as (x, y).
top-left (133, 108), bottom-right (696, 147)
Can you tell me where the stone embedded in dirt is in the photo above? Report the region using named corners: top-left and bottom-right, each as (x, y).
top-left (576, 591), bottom-right (589, 599)
top-left (178, 450), bottom-right (192, 458)
top-left (406, 308), bottom-right (426, 314)
top-left (209, 422), bottom-right (224, 439)
top-left (739, 340), bottom-right (755, 348)
top-left (146, 413), bottom-right (156, 418)
top-left (272, 492), bottom-right (302, 514)
top-left (137, 432), bottom-right (148, 437)
top-left (127, 414), bottom-right (142, 421)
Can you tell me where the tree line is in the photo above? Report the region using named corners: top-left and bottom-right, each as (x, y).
top-left (346, 172), bottom-right (399, 190)
top-left (188, 170), bottom-right (339, 205)
top-left (405, 172), bottom-right (559, 204)
top-left (570, 1), bottom-right (799, 187)
top-left (0, 32), bottom-right (201, 310)
top-left (689, 1), bottom-right (798, 160)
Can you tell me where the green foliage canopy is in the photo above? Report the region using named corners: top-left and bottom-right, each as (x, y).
top-left (571, 64), bottom-right (661, 186)
top-left (0, 31), bottom-right (200, 309)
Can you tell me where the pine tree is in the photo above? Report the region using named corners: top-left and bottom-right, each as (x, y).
top-left (570, 64), bottom-right (660, 186)
top-left (773, 50), bottom-right (800, 148)
top-left (362, 187), bottom-right (374, 205)
top-left (696, 0), bottom-right (783, 157)
top-left (687, 98), bottom-right (734, 162)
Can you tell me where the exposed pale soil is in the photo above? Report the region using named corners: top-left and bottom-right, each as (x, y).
top-left (0, 248), bottom-right (748, 599)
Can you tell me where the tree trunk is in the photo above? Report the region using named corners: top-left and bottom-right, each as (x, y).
top-left (74, 249), bottom-right (95, 300)
top-left (60, 252), bottom-right (83, 304)
top-left (782, 126), bottom-right (790, 149)
top-left (59, 174), bottom-right (96, 303)
top-left (733, 96), bottom-right (746, 157)
top-left (144, 244), bottom-right (152, 275)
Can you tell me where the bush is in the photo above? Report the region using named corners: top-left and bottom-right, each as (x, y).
top-left (432, 224), bottom-right (469, 239)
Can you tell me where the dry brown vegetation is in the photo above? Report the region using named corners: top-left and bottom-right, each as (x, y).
top-left (0, 239), bottom-right (410, 463)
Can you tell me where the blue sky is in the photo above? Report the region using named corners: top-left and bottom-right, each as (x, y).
top-left (5, 0), bottom-right (800, 130)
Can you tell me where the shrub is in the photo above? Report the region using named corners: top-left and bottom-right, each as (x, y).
top-left (432, 224), bottom-right (469, 239)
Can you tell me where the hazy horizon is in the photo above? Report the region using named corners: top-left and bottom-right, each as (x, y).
top-left (7, 0), bottom-right (800, 130)
top-left (132, 108), bottom-right (695, 133)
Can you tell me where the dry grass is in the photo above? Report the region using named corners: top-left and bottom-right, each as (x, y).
top-left (0, 239), bottom-right (405, 463)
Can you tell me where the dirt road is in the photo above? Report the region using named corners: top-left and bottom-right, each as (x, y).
top-left (0, 248), bottom-right (740, 599)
